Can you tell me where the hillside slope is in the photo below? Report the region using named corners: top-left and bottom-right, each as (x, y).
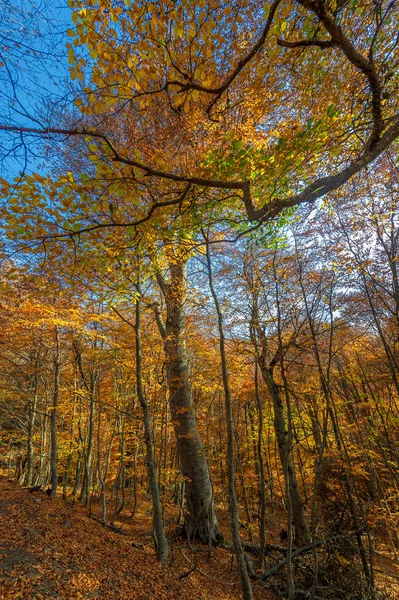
top-left (1, 478), bottom-right (398, 600)
top-left (0, 478), bottom-right (254, 600)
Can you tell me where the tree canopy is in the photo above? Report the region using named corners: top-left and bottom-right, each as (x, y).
top-left (0, 2), bottom-right (399, 600)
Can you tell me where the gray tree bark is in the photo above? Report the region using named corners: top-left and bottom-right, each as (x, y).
top-left (50, 326), bottom-right (60, 498)
top-left (251, 301), bottom-right (310, 547)
top-left (257, 344), bottom-right (310, 546)
top-left (205, 242), bottom-right (253, 600)
top-left (155, 261), bottom-right (222, 544)
top-left (26, 350), bottom-right (40, 487)
top-left (135, 283), bottom-right (168, 562)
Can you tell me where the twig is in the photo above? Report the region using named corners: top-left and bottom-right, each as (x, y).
top-left (260, 530), bottom-right (364, 580)
top-left (177, 544), bottom-right (238, 586)
top-left (86, 514), bottom-right (128, 536)
top-left (374, 568), bottom-right (399, 582)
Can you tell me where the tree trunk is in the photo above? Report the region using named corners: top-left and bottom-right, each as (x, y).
top-left (206, 242), bottom-right (253, 600)
top-left (257, 351), bottom-right (310, 546)
top-left (155, 261), bottom-right (222, 544)
top-left (135, 283), bottom-right (168, 562)
top-left (79, 384), bottom-right (95, 506)
top-left (254, 362), bottom-right (267, 568)
top-left (50, 326), bottom-right (60, 498)
top-left (74, 342), bottom-right (97, 507)
top-left (250, 295), bottom-right (310, 547)
top-left (26, 362), bottom-right (39, 487)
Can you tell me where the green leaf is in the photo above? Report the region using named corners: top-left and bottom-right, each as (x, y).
top-left (327, 103), bottom-right (336, 118)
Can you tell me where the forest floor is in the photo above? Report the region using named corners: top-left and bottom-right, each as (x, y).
top-left (0, 477), bottom-right (273, 600)
top-left (0, 477), bottom-right (398, 599)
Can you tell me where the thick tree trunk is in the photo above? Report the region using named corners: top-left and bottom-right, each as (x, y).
top-left (155, 262), bottom-right (222, 544)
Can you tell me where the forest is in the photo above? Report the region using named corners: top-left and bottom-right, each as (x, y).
top-left (0, 1), bottom-right (398, 599)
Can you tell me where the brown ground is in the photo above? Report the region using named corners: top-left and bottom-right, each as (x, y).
top-left (1, 477), bottom-right (398, 599)
top-left (0, 478), bottom-right (272, 600)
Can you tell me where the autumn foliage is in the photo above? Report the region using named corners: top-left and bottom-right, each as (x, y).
top-left (0, 1), bottom-right (399, 599)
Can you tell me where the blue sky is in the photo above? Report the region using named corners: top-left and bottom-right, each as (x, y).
top-left (0, 0), bottom-right (73, 176)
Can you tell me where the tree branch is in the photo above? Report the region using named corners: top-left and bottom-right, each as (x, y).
top-left (277, 37), bottom-right (337, 49)
top-left (253, 116), bottom-right (399, 222)
top-left (298, 0), bottom-right (383, 144)
top-left (1, 115), bottom-right (398, 231)
top-left (163, 0), bottom-right (282, 114)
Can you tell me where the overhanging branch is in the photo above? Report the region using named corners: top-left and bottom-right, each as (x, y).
top-left (1, 115), bottom-right (398, 232)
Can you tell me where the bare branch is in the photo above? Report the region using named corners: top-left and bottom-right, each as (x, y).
top-left (277, 37), bottom-right (337, 49)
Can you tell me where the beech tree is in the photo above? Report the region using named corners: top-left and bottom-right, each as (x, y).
top-left (0, 2), bottom-right (399, 599)
top-left (1, 0), bottom-right (398, 241)
top-left (154, 254), bottom-right (222, 544)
